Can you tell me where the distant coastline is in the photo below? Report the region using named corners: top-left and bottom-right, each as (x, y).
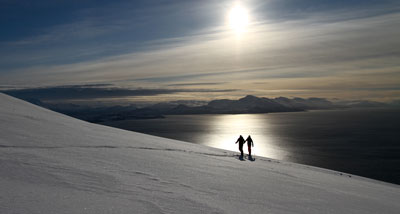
top-left (2, 92), bottom-right (396, 123)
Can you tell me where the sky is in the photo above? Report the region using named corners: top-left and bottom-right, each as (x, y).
top-left (0, 0), bottom-right (399, 103)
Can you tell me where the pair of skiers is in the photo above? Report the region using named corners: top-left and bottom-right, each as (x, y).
top-left (235, 135), bottom-right (254, 157)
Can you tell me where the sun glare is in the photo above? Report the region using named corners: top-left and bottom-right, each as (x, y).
top-left (228, 4), bottom-right (249, 33)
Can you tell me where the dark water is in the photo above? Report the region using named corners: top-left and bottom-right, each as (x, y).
top-left (101, 108), bottom-right (400, 185)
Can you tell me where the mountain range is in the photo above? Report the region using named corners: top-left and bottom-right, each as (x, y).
top-left (4, 94), bottom-right (394, 123)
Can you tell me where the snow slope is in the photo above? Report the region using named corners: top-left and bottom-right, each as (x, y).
top-left (0, 93), bottom-right (399, 214)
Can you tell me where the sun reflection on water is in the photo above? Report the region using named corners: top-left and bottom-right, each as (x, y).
top-left (201, 114), bottom-right (287, 160)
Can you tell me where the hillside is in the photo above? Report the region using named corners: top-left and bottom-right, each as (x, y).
top-left (0, 93), bottom-right (399, 214)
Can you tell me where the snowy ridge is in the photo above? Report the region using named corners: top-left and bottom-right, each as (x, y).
top-left (0, 93), bottom-right (399, 214)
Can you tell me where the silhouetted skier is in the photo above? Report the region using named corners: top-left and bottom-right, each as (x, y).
top-left (235, 135), bottom-right (245, 157)
top-left (245, 135), bottom-right (254, 157)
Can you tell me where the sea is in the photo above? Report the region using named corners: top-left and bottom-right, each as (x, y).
top-left (101, 108), bottom-right (400, 185)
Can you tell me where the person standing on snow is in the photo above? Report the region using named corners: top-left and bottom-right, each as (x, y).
top-left (245, 135), bottom-right (254, 157)
top-left (235, 135), bottom-right (245, 157)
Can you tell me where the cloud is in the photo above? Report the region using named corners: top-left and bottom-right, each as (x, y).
top-left (0, 1), bottom-right (399, 101)
top-left (32, 12), bottom-right (398, 84)
top-left (2, 85), bottom-right (236, 101)
top-left (167, 82), bottom-right (225, 87)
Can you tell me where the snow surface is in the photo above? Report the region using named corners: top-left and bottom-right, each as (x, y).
top-left (0, 93), bottom-right (399, 214)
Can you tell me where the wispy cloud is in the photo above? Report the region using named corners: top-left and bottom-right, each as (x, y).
top-left (1, 0), bottom-right (399, 101)
top-left (2, 85), bottom-right (236, 101)
top-left (167, 82), bottom-right (225, 87)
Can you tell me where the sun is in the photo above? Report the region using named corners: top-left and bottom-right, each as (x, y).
top-left (228, 4), bottom-right (249, 33)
